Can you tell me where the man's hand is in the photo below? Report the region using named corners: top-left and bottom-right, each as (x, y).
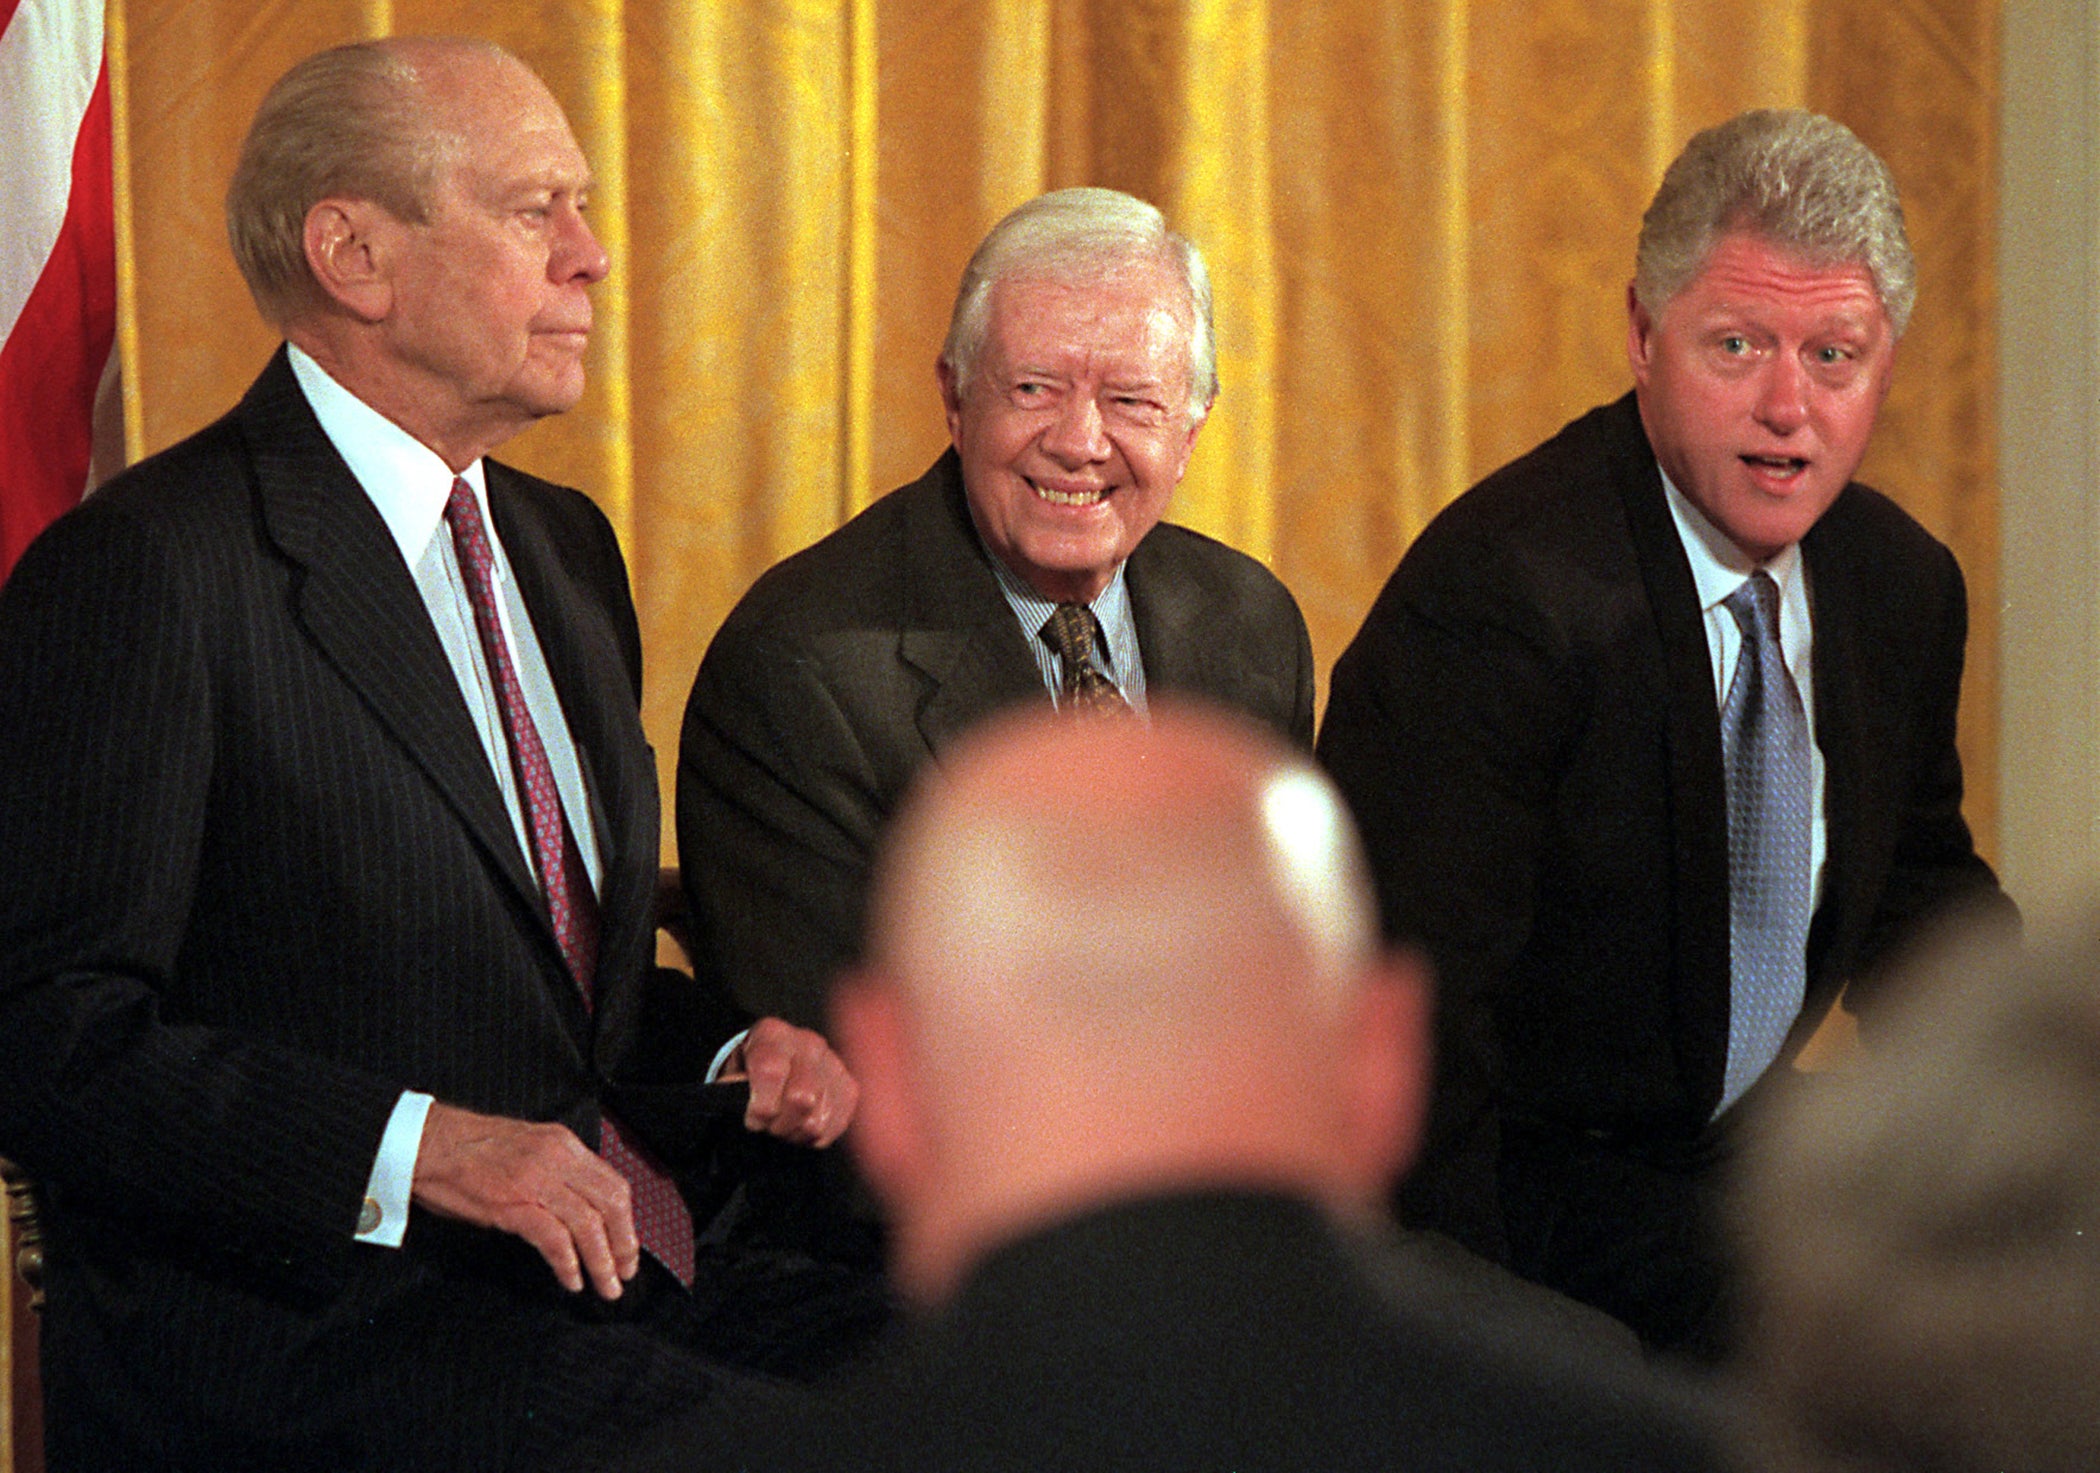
top-left (411, 1102), bottom-right (639, 1299)
top-left (722, 1017), bottom-right (858, 1147)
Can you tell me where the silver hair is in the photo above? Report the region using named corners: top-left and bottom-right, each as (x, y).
top-left (1635, 108), bottom-right (1915, 335)
top-left (225, 39), bottom-right (499, 325)
top-left (940, 186), bottom-right (1218, 419)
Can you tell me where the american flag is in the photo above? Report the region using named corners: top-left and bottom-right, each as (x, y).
top-left (0, 0), bottom-right (115, 584)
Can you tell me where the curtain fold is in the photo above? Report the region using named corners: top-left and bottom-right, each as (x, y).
top-left (107, 0), bottom-right (2001, 856)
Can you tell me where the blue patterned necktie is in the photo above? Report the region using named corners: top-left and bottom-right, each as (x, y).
top-left (1718, 570), bottom-right (1812, 1112)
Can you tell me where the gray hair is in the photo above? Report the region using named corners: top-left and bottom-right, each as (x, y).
top-left (1635, 108), bottom-right (1915, 335)
top-left (226, 39), bottom-right (498, 325)
top-left (940, 186), bottom-right (1217, 419)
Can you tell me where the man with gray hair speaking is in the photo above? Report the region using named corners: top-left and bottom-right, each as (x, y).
top-left (1319, 109), bottom-right (2011, 1358)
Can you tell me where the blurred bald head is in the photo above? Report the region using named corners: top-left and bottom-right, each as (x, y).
top-left (835, 701), bottom-right (1427, 1303)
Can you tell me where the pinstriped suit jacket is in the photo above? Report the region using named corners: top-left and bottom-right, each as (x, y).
top-left (0, 350), bottom-right (745, 1469)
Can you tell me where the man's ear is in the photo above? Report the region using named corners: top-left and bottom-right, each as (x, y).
top-left (935, 357), bottom-right (966, 449)
top-left (1625, 281), bottom-right (1656, 387)
top-left (1336, 949), bottom-right (1432, 1199)
top-left (829, 971), bottom-right (933, 1215)
top-left (304, 199), bottom-right (396, 324)
top-left (1168, 393), bottom-right (1211, 486)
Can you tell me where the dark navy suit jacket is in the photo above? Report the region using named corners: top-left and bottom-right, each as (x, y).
top-left (0, 350), bottom-right (753, 1470)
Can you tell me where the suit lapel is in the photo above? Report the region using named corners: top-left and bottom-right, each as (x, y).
top-left (1606, 396), bottom-right (1733, 1118)
top-left (238, 351), bottom-right (548, 935)
top-left (895, 452), bottom-right (1048, 754)
top-left (1798, 513), bottom-right (1867, 1009)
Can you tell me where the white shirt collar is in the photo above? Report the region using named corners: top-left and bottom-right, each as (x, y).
top-left (1660, 467), bottom-right (1803, 614)
top-left (286, 344), bottom-right (490, 573)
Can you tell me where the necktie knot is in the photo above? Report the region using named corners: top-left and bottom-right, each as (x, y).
top-left (1724, 570), bottom-right (1782, 648)
top-left (1041, 602), bottom-right (1129, 715)
top-left (443, 478), bottom-right (490, 573)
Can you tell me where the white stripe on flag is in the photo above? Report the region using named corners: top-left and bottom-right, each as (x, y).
top-left (0, 0), bottom-right (106, 347)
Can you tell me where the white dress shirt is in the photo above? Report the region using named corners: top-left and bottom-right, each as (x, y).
top-left (287, 346), bottom-right (606, 1247)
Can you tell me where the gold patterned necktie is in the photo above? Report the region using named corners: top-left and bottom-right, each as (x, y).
top-left (1042, 602), bottom-right (1131, 715)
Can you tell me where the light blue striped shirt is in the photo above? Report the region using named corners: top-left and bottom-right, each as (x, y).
top-left (982, 544), bottom-right (1149, 715)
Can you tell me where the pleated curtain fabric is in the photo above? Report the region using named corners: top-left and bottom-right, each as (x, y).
top-left (100, 2), bottom-right (2001, 865)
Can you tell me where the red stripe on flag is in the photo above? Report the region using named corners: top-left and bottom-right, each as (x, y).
top-left (0, 1), bottom-right (25, 48)
top-left (0, 62), bottom-right (115, 584)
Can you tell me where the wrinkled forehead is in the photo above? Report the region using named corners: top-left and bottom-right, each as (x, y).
top-left (1679, 230), bottom-right (1888, 319)
top-left (983, 266), bottom-right (1195, 371)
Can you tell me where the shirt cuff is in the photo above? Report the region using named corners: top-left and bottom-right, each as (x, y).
top-left (706, 1030), bottom-right (749, 1083)
top-left (356, 1090), bottom-right (433, 1248)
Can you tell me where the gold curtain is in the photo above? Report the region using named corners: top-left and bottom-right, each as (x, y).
top-left (108, 0), bottom-right (2001, 858)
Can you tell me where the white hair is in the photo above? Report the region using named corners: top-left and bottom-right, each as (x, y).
top-left (940, 186), bottom-right (1217, 419)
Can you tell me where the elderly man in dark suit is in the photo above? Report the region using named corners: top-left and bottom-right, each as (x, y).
top-left (1318, 109), bottom-right (2011, 1359)
top-left (622, 703), bottom-right (1726, 1473)
top-left (0, 37), bottom-right (869, 1472)
top-left (678, 186), bottom-right (1315, 1041)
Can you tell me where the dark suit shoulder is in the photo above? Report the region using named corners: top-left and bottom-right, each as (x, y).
top-left (2, 419), bottom-right (277, 657)
top-left (729, 1192), bottom-right (1727, 1473)
top-left (715, 457), bottom-right (980, 656)
top-left (483, 460), bottom-right (632, 603)
top-left (1396, 394), bottom-right (1653, 596)
top-left (1800, 478), bottom-right (1974, 733)
top-left (1334, 399), bottom-right (1659, 706)
top-left (723, 487), bottom-right (922, 638)
top-left (1130, 518), bottom-right (1302, 617)
top-left (1127, 518), bottom-right (1315, 744)
top-left (486, 457), bottom-right (614, 531)
top-left (32, 408), bottom-right (257, 548)
top-left (1807, 479), bottom-right (1964, 592)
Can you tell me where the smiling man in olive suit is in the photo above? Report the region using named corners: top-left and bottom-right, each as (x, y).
top-left (678, 187), bottom-right (1314, 1041)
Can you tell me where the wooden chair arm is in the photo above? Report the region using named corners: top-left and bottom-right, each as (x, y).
top-left (1, 1156), bottom-right (43, 1313)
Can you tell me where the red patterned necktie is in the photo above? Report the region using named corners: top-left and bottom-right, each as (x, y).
top-left (443, 479), bottom-right (696, 1286)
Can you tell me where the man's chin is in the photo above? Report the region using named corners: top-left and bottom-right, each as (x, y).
top-left (1008, 544), bottom-right (1124, 603)
top-left (514, 375), bottom-right (589, 421)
